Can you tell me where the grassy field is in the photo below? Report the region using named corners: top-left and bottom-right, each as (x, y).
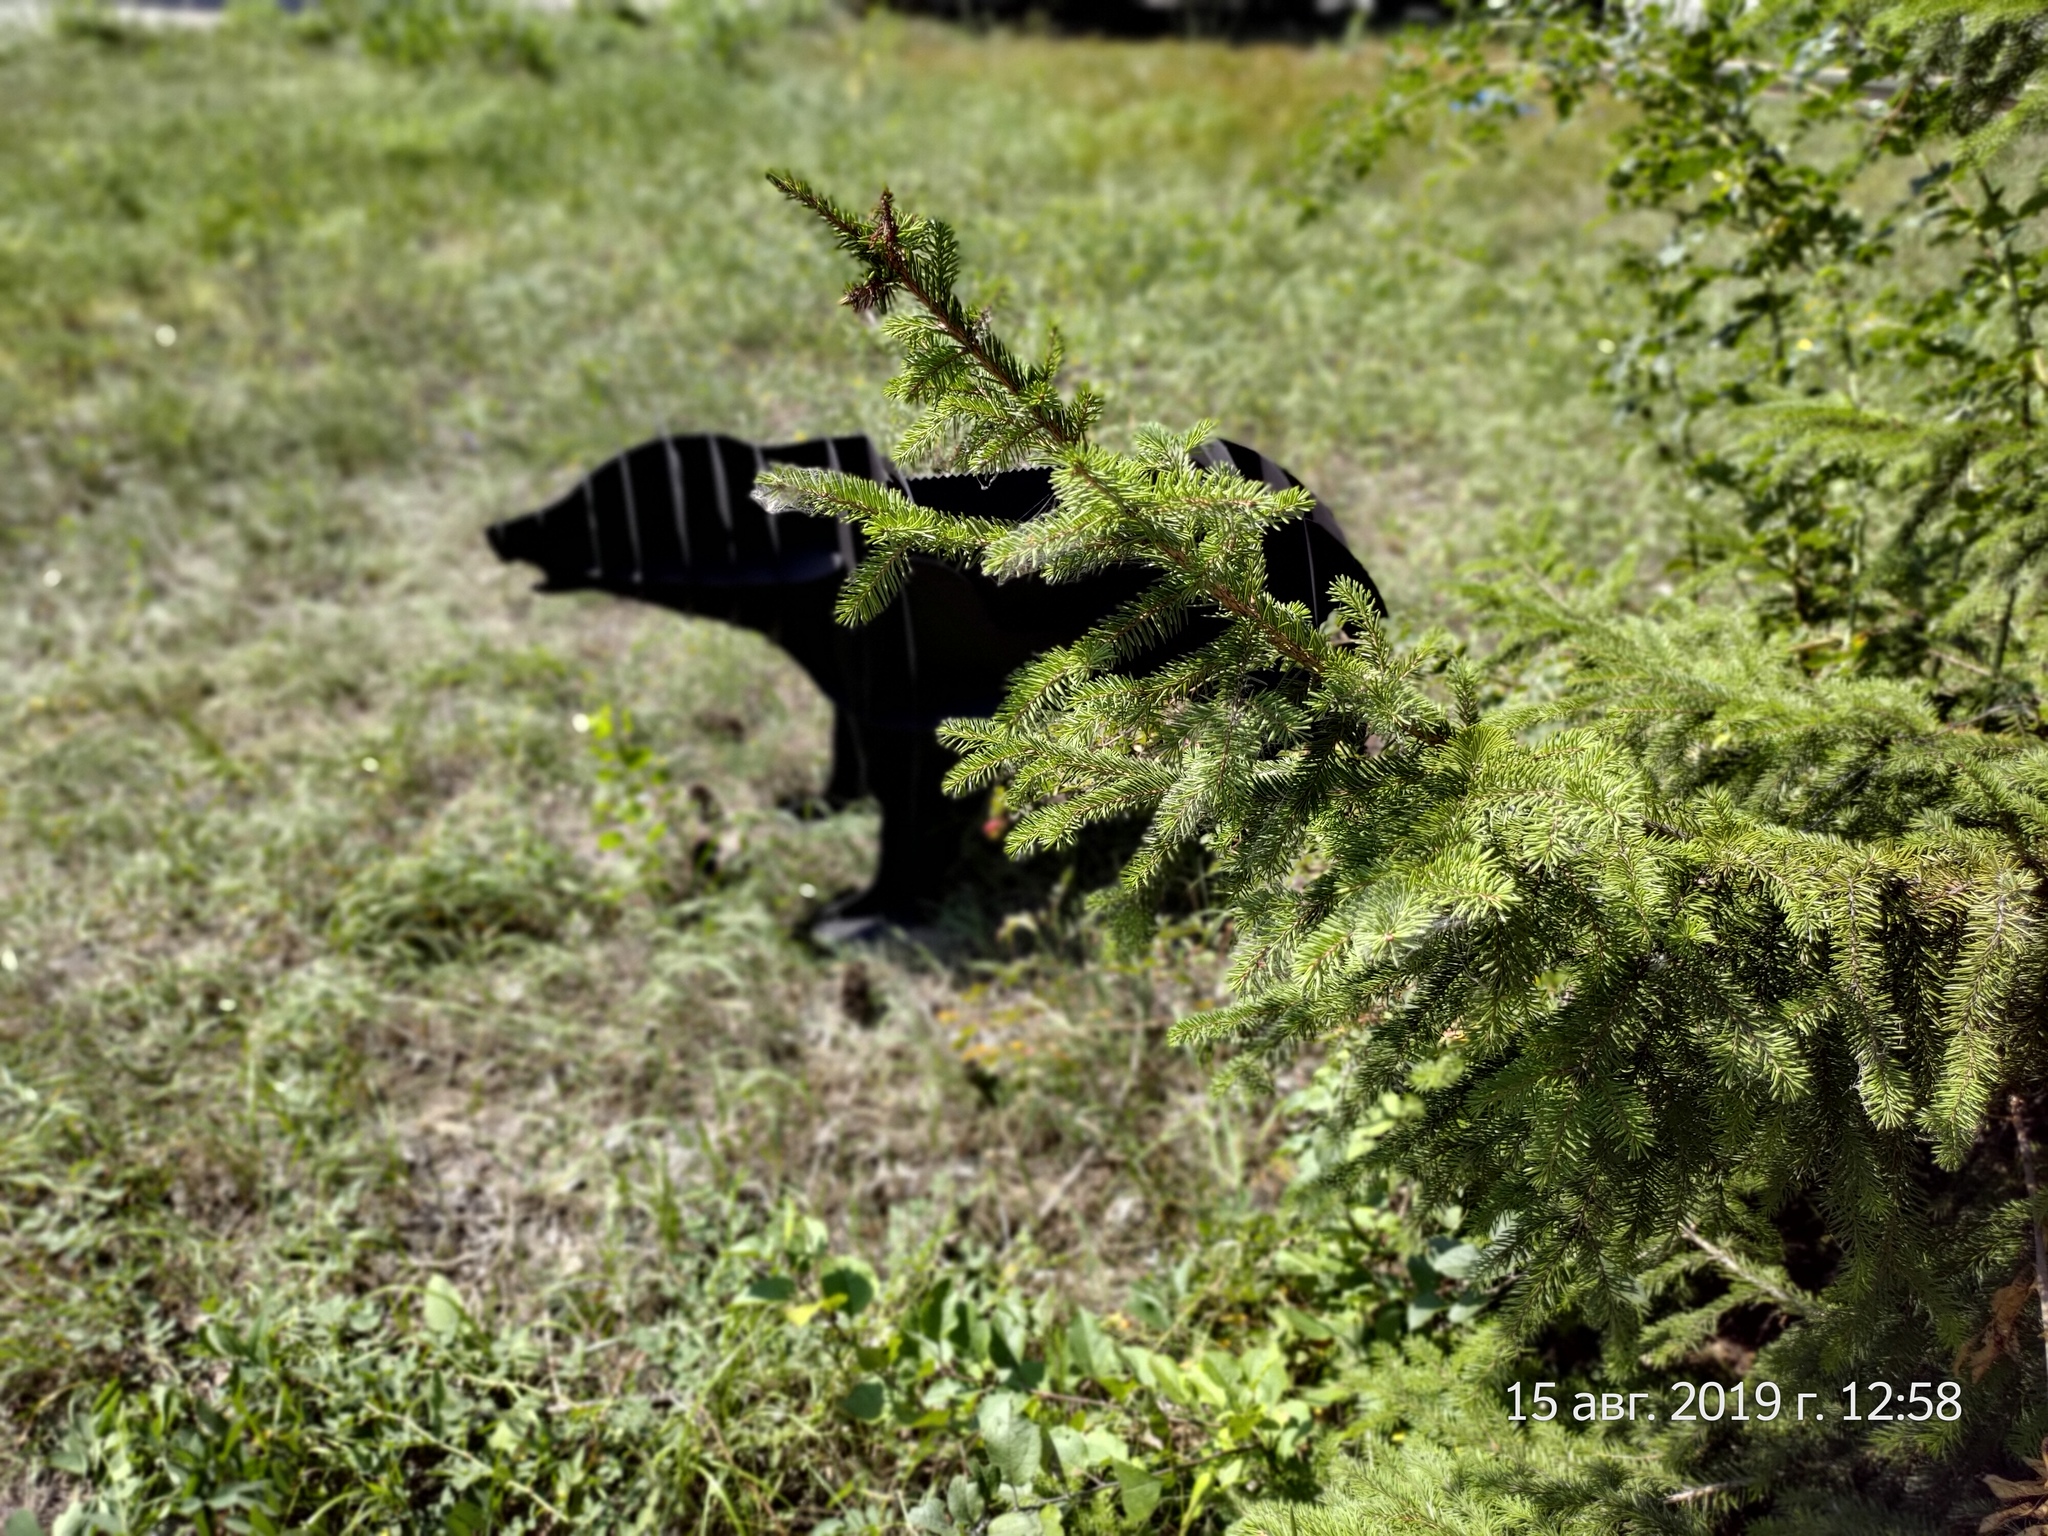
top-left (0, 8), bottom-right (1654, 1526)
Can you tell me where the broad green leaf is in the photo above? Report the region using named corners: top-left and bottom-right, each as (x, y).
top-left (988, 1514), bottom-right (1038, 1536)
top-left (821, 1265), bottom-right (875, 1317)
top-left (1050, 1423), bottom-right (1130, 1477)
top-left (1272, 1306), bottom-right (1335, 1341)
top-left (978, 1392), bottom-right (1042, 1487)
top-left (421, 1276), bottom-right (466, 1340)
top-left (1121, 1347), bottom-right (1160, 1390)
top-left (988, 1317), bottom-right (1022, 1371)
top-left (1427, 1241), bottom-right (1483, 1282)
top-left (1241, 1344), bottom-right (1288, 1404)
top-left (1067, 1310), bottom-right (1120, 1382)
top-left (839, 1379), bottom-right (887, 1422)
top-left (1148, 1355), bottom-right (1197, 1405)
top-left (914, 1280), bottom-right (953, 1342)
top-left (1448, 1292), bottom-right (1493, 1325)
top-left (1111, 1461), bottom-right (1162, 1524)
top-left (949, 1308), bottom-right (992, 1363)
top-left (947, 1475), bottom-right (985, 1528)
top-left (1086, 1427), bottom-right (1130, 1463)
top-left (1049, 1425), bottom-right (1093, 1475)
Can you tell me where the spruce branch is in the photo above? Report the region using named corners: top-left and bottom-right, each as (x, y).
top-left (1677, 1223), bottom-right (1817, 1317)
top-left (766, 172), bottom-right (1099, 463)
top-left (759, 162), bottom-right (2048, 1385)
top-left (762, 175), bottom-right (1409, 720)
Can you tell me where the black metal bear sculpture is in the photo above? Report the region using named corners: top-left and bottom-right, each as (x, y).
top-left (486, 433), bottom-right (1382, 927)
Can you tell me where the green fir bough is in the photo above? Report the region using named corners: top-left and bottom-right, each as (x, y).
top-left (762, 44), bottom-right (2048, 1511)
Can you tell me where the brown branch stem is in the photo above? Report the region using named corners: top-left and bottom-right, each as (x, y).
top-left (2010, 1094), bottom-right (2048, 1388)
top-left (1679, 1223), bottom-right (1811, 1316)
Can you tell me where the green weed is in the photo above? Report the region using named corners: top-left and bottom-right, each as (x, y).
top-left (331, 823), bottom-right (595, 965)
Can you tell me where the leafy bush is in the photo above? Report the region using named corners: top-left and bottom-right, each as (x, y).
top-left (286, 0), bottom-right (560, 75)
top-left (281, 0), bottom-right (823, 76)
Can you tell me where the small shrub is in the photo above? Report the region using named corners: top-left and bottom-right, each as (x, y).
top-left (757, 15), bottom-right (2048, 1503)
top-left (49, 0), bottom-right (142, 47)
top-left (306, 0), bottom-right (559, 75)
top-left (32, 1186), bottom-right (1478, 1536)
top-left (330, 825), bottom-right (590, 965)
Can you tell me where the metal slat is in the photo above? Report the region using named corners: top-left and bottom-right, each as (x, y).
top-left (618, 453), bottom-right (644, 584)
top-left (660, 431), bottom-right (692, 568)
top-left (754, 442), bottom-right (780, 558)
top-left (827, 437), bottom-right (857, 572)
top-left (704, 433), bottom-right (738, 564)
top-left (894, 456), bottom-right (919, 687)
